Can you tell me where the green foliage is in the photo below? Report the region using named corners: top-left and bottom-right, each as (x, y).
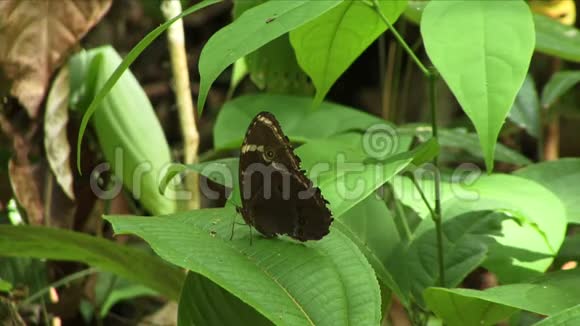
top-left (510, 74), bottom-right (541, 138)
top-left (424, 269), bottom-right (580, 325)
top-left (515, 158), bottom-right (580, 224)
top-left (70, 46), bottom-right (176, 215)
top-left (106, 211), bottom-right (382, 326)
top-left (290, 0), bottom-right (406, 105)
top-left (233, 0), bottom-right (313, 95)
top-left (213, 94), bottom-right (387, 150)
top-left (178, 271), bottom-right (273, 325)
top-left (421, 1), bottom-right (535, 172)
top-left (197, 0), bottom-right (342, 112)
top-left (534, 13), bottom-right (580, 62)
top-left (21, 0), bottom-right (580, 323)
top-left (76, 0), bottom-right (221, 170)
top-left (388, 211), bottom-right (508, 308)
top-left (541, 70), bottom-right (580, 109)
top-left (0, 226), bottom-right (183, 300)
top-left (394, 174), bottom-right (567, 283)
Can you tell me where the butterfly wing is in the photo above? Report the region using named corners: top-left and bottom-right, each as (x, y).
top-left (238, 112), bottom-right (333, 241)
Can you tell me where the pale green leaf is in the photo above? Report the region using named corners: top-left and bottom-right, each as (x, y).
top-left (424, 269), bottom-right (580, 326)
top-left (290, 0), bottom-right (406, 105)
top-left (393, 174), bottom-right (567, 283)
top-left (421, 1), bottom-right (535, 171)
top-left (515, 158), bottom-right (580, 224)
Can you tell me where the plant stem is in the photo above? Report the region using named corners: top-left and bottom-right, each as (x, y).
top-left (429, 70), bottom-right (445, 287)
top-left (371, 0), bottom-right (445, 286)
top-left (162, 0), bottom-right (200, 210)
top-left (409, 175), bottom-right (436, 220)
top-left (22, 267), bottom-right (99, 305)
top-left (370, 0), bottom-right (429, 76)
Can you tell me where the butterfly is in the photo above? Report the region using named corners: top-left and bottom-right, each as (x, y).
top-left (236, 112), bottom-right (333, 242)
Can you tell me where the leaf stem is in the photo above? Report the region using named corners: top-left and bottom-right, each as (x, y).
top-left (22, 267), bottom-right (99, 305)
top-left (370, 0), bottom-right (429, 76)
top-left (429, 70), bottom-right (445, 287)
top-left (409, 175), bottom-right (435, 219)
top-left (370, 0), bottom-right (445, 286)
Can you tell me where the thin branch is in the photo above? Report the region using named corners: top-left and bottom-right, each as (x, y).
top-left (162, 0), bottom-right (200, 209)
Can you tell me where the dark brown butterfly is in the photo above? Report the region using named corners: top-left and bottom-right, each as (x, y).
top-left (236, 112), bottom-right (333, 241)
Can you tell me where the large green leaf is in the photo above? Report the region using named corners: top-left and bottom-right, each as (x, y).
top-left (213, 94), bottom-right (387, 150)
top-left (197, 0), bottom-right (342, 112)
top-left (424, 268), bottom-right (580, 326)
top-left (106, 209), bottom-right (381, 326)
top-left (0, 226), bottom-right (183, 300)
top-left (289, 0), bottom-right (406, 105)
top-left (540, 70), bottom-right (580, 108)
top-left (421, 1), bottom-right (535, 171)
top-left (534, 304), bottom-right (580, 326)
top-left (509, 74), bottom-right (540, 138)
top-left (333, 195), bottom-right (404, 304)
top-left (393, 174), bottom-right (567, 283)
top-left (233, 0), bottom-right (312, 95)
top-left (514, 158), bottom-right (580, 224)
top-left (71, 46), bottom-right (176, 215)
top-left (534, 13), bottom-right (580, 62)
top-left (76, 0), bottom-right (221, 171)
top-left (178, 271), bottom-right (273, 326)
top-left (387, 211), bottom-right (507, 308)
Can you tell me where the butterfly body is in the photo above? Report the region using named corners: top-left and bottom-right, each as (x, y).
top-left (238, 112), bottom-right (333, 241)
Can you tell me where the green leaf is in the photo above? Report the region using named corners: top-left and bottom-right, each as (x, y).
top-left (410, 126), bottom-right (532, 166)
top-left (424, 268), bottom-right (580, 326)
top-left (213, 94), bottom-right (386, 150)
top-left (233, 0), bottom-right (312, 95)
top-left (514, 158), bottom-right (580, 224)
top-left (178, 271), bottom-right (273, 326)
top-left (0, 257), bottom-right (47, 296)
top-left (393, 174), bottom-right (567, 283)
top-left (76, 0), bottom-right (221, 172)
top-left (333, 195), bottom-right (404, 304)
top-left (0, 225), bottom-right (183, 300)
top-left (534, 304), bottom-right (580, 326)
top-left (198, 0), bottom-right (342, 112)
top-left (106, 209), bottom-right (381, 326)
top-left (290, 0), bottom-right (406, 105)
top-left (71, 46), bottom-right (176, 215)
top-left (388, 210), bottom-right (507, 308)
top-left (0, 278), bottom-right (11, 292)
top-left (509, 74), bottom-right (540, 138)
top-left (534, 13), bottom-right (580, 62)
top-left (421, 1), bottom-right (535, 172)
top-left (540, 70), bottom-right (580, 108)
top-left (94, 272), bottom-right (157, 317)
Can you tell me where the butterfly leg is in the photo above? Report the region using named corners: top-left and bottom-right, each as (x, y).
top-left (249, 223), bottom-right (253, 246)
top-left (229, 213), bottom-right (236, 241)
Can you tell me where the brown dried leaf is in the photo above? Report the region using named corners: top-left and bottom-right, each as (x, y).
top-left (8, 159), bottom-right (44, 225)
top-left (44, 66), bottom-right (74, 200)
top-left (0, 0), bottom-right (112, 117)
